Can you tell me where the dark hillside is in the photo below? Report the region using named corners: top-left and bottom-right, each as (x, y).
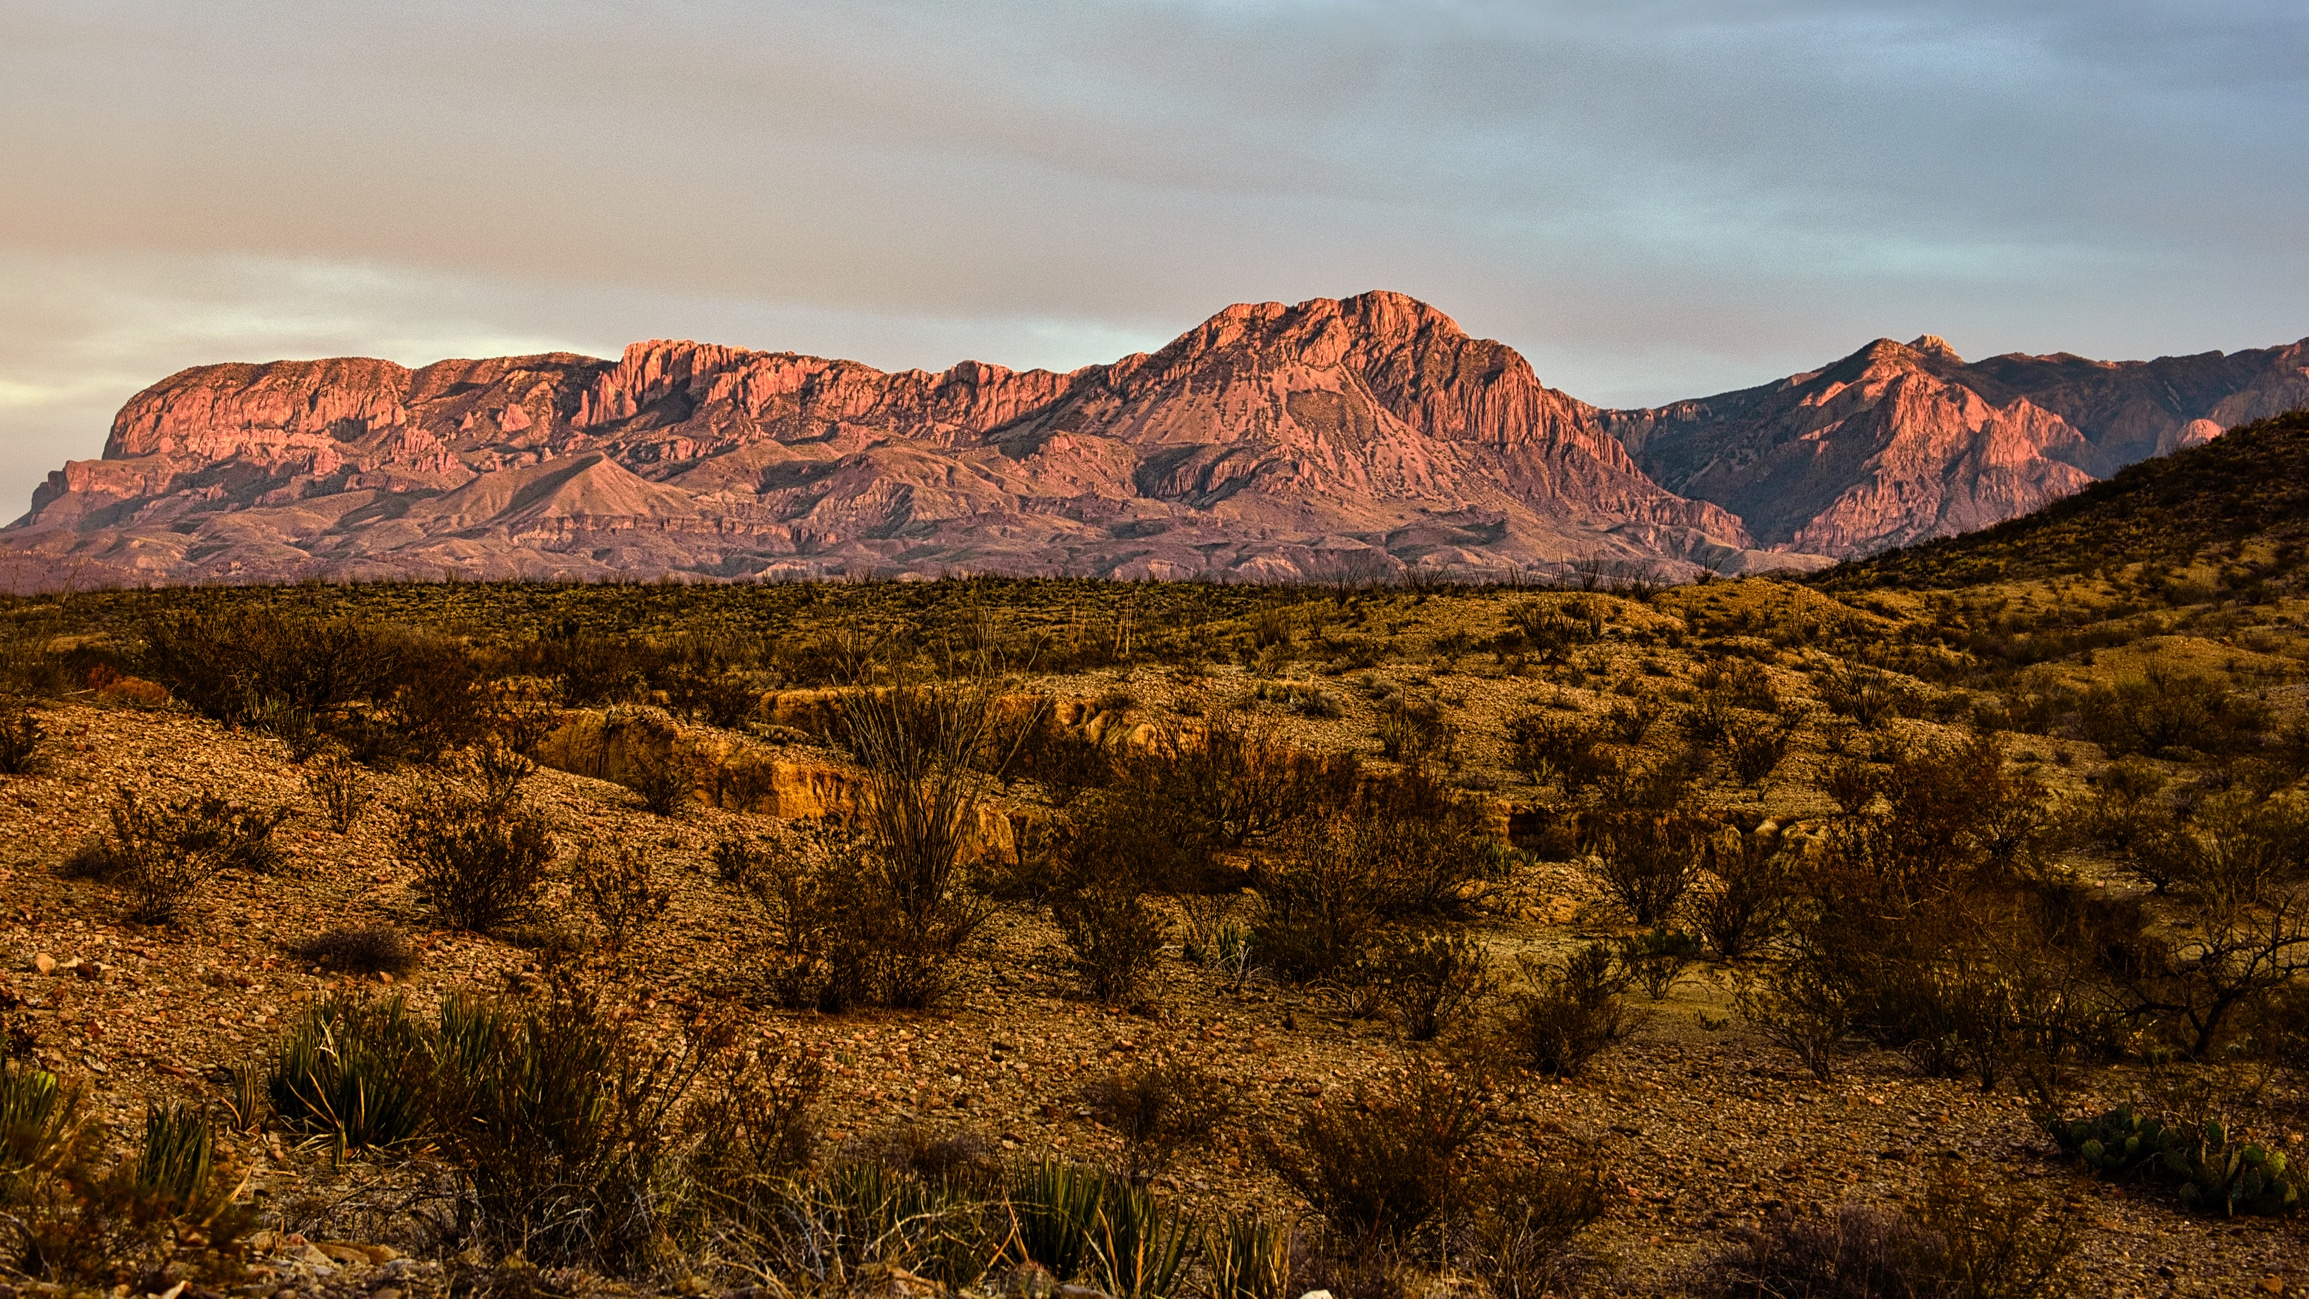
top-left (1820, 406), bottom-right (2309, 589)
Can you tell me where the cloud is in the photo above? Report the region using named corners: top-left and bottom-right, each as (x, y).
top-left (1, 0), bottom-right (2303, 515)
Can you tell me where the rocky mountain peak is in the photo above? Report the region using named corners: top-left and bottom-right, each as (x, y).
top-left (1908, 335), bottom-right (1963, 364)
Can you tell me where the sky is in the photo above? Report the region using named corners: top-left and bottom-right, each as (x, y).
top-left (3, 0), bottom-right (2306, 518)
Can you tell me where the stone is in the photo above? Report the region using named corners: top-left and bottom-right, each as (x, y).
top-left (31, 954), bottom-right (53, 975)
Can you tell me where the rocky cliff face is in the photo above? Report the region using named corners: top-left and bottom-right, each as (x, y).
top-left (1603, 336), bottom-right (2309, 557)
top-left (6, 291), bottom-right (2302, 588)
top-left (1, 292), bottom-right (1784, 589)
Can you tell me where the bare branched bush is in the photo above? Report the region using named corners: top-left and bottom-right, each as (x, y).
top-left (0, 698), bottom-right (43, 776)
top-left (574, 840), bottom-right (671, 959)
top-left (394, 786), bottom-right (555, 935)
top-left (78, 789), bottom-right (290, 924)
top-left (302, 747), bottom-right (369, 833)
top-left (1693, 824), bottom-right (1797, 962)
top-left (1369, 927), bottom-right (1498, 1041)
top-left (1080, 1061), bottom-right (1235, 1177)
top-left (1584, 810), bottom-right (1703, 927)
top-left (1505, 945), bottom-right (1629, 1077)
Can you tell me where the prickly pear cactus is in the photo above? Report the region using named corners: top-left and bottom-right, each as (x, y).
top-left (2170, 1135), bottom-right (2300, 1217)
top-left (2052, 1105), bottom-right (2181, 1177)
top-left (2051, 1106), bottom-right (2300, 1215)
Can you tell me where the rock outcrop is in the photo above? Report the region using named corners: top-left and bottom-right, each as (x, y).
top-left (1604, 336), bottom-right (2309, 557)
top-left (0, 292), bottom-right (1789, 590)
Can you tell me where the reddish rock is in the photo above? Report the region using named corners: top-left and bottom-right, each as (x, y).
top-left (0, 292), bottom-right (1783, 588)
top-left (1605, 335), bottom-right (2309, 556)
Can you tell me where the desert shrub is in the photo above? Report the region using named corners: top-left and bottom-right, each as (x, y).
top-left (2078, 667), bottom-right (2267, 758)
top-left (1614, 927), bottom-right (1698, 1000)
top-left (1697, 657), bottom-right (1780, 712)
top-left (424, 980), bottom-right (692, 1271)
top-left (1460, 1157), bottom-right (1608, 1299)
top-left (265, 993), bottom-right (436, 1156)
top-left (679, 1037), bottom-right (827, 1235)
top-left (1369, 927), bottom-right (1497, 1041)
top-left (1264, 1062), bottom-right (1483, 1249)
top-left (1080, 1061), bottom-right (1235, 1176)
top-left (1052, 879), bottom-right (1170, 1004)
top-left (1812, 662), bottom-right (1915, 728)
top-left (1505, 710), bottom-right (1611, 797)
top-left (287, 925), bottom-right (418, 977)
top-left (1376, 696), bottom-right (1459, 768)
top-left (1505, 945), bottom-right (1628, 1077)
top-left (1694, 1179), bottom-right (2075, 1299)
top-left (1101, 716), bottom-right (1358, 873)
top-left (0, 698), bottom-right (42, 776)
top-left (1603, 694), bottom-right (1662, 744)
top-left (834, 665), bottom-right (1016, 958)
top-left (1003, 708), bottom-right (1117, 806)
top-left (1721, 709), bottom-right (1803, 785)
top-left (621, 742), bottom-right (696, 817)
top-left (80, 789), bottom-right (289, 924)
top-left (1736, 955), bottom-right (1860, 1082)
top-left (712, 833), bottom-right (771, 887)
top-left (304, 751), bottom-right (370, 840)
top-left (1692, 1202), bottom-right (1946, 1299)
top-left (745, 830), bottom-right (978, 1011)
top-left (1508, 599), bottom-right (1601, 660)
top-left (1584, 810), bottom-right (1703, 927)
top-left (1250, 773), bottom-right (1490, 982)
top-left (574, 840), bottom-right (671, 959)
top-left (1249, 679), bottom-right (1345, 719)
top-left (1693, 825), bottom-right (1796, 961)
top-left (394, 786), bottom-right (556, 935)
top-left (142, 605), bottom-right (488, 762)
top-left (1822, 752), bottom-right (1887, 816)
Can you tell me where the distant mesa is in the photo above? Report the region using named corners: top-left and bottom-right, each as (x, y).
top-left (3, 290), bottom-right (2304, 590)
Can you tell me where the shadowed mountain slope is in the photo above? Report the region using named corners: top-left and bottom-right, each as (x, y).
top-left (1819, 407), bottom-right (2309, 590)
top-left (1604, 336), bottom-right (2309, 557)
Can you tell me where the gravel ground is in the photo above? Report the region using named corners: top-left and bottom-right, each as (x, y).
top-left (1, 699), bottom-right (2303, 1297)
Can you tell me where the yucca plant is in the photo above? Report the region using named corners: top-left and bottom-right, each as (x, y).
top-left (809, 1160), bottom-right (997, 1287)
top-left (134, 1104), bottom-right (216, 1212)
top-left (265, 993), bottom-right (433, 1157)
top-left (1201, 1212), bottom-right (1291, 1299)
top-left (220, 1063), bottom-right (267, 1134)
top-left (1090, 1180), bottom-right (1195, 1299)
top-left (1004, 1157), bottom-right (1110, 1281)
top-left (0, 1061), bottom-right (81, 1202)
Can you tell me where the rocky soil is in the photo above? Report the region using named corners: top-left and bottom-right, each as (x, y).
top-left (4, 684), bottom-right (2304, 1298)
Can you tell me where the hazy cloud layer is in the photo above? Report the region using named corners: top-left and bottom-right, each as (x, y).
top-left (3, 0), bottom-right (2305, 516)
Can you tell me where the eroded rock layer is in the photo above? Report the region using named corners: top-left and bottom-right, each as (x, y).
top-left (0, 293), bottom-right (1777, 588)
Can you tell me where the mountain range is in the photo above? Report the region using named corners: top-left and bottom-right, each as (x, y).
top-left (3, 290), bottom-right (2303, 590)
